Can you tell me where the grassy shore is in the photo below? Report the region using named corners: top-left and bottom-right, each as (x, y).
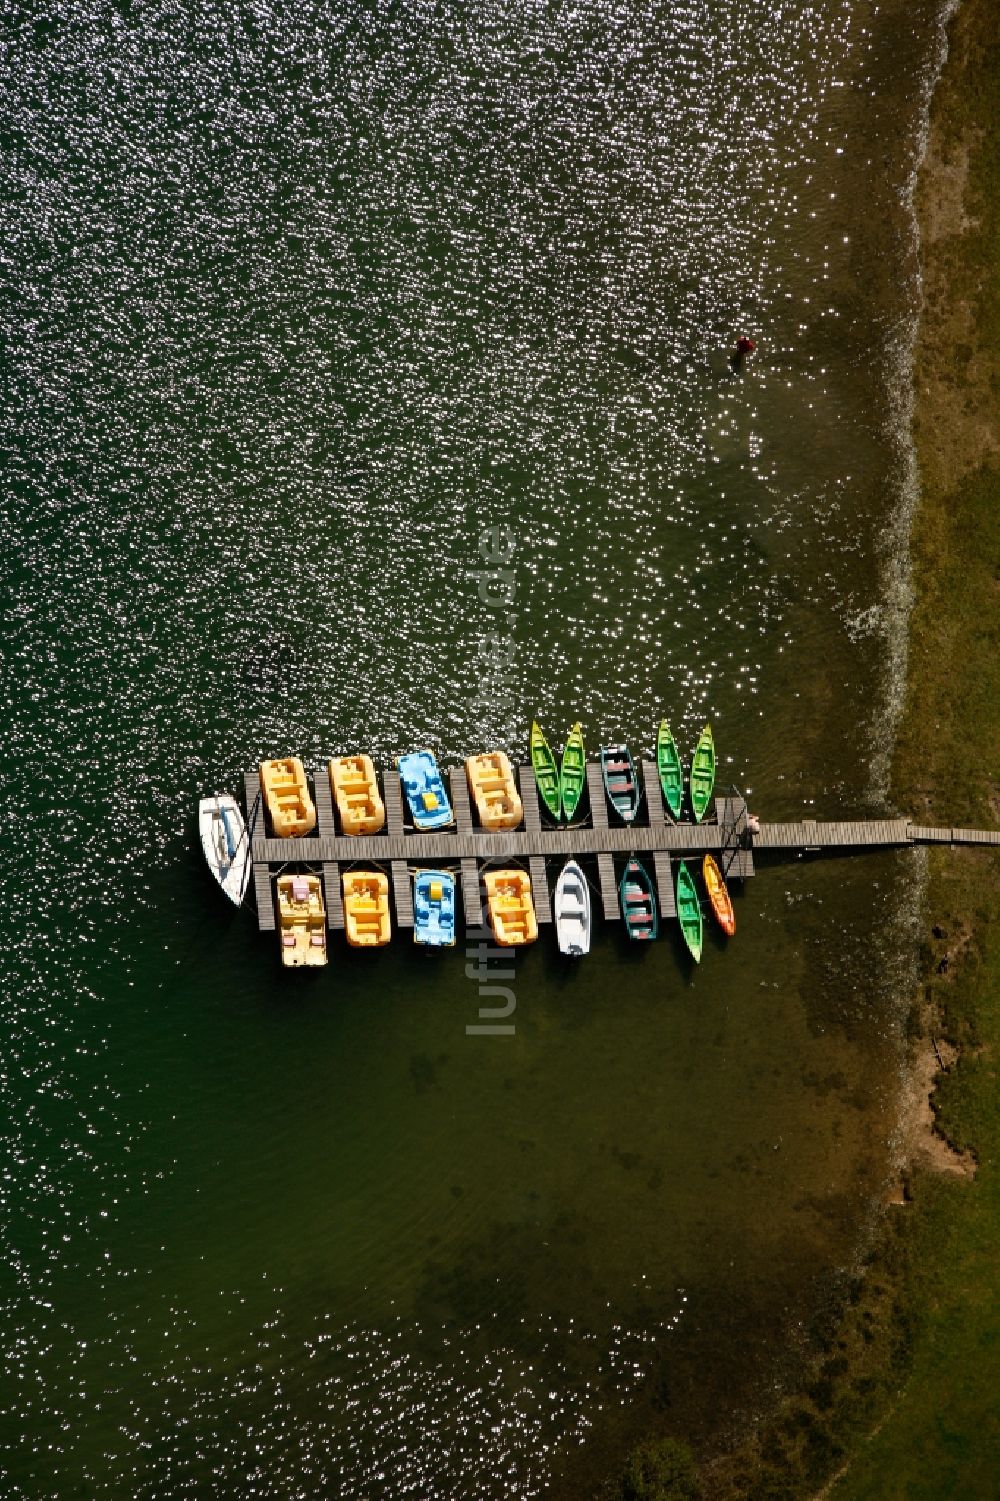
top-left (830, 0), bottom-right (1000, 1490)
top-left (608, 2), bottom-right (1000, 1495)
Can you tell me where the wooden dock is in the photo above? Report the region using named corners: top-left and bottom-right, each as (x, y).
top-left (243, 765), bottom-right (1000, 937)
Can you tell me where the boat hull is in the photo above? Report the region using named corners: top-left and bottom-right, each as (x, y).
top-left (656, 720), bottom-right (684, 820)
top-left (398, 751), bottom-right (454, 830)
top-left (260, 757), bottom-right (317, 838)
top-left (276, 874), bottom-right (328, 966)
top-left (689, 725), bottom-right (716, 824)
top-left (702, 855), bottom-right (735, 936)
top-left (343, 870), bottom-right (392, 947)
top-left (329, 755), bottom-right (385, 836)
top-left (675, 860), bottom-right (703, 961)
top-left (554, 858), bottom-right (591, 956)
top-left (199, 794), bottom-right (252, 905)
top-left (560, 723), bottom-right (586, 822)
top-left (530, 720), bottom-right (561, 821)
top-left (601, 744), bottom-right (641, 824)
top-left (619, 858), bottom-right (658, 940)
top-left (484, 868), bottom-right (538, 946)
top-left (465, 751), bottom-right (523, 832)
top-left (413, 870), bottom-right (457, 947)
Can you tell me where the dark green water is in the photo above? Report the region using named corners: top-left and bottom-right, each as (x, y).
top-left (1, 1), bottom-right (952, 1495)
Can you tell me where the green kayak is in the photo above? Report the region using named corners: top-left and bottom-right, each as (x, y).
top-left (675, 859), bottom-right (703, 962)
top-left (656, 719), bottom-right (684, 820)
top-left (530, 720), bottom-right (561, 821)
top-left (689, 723), bottom-right (716, 824)
top-left (560, 722), bottom-right (586, 822)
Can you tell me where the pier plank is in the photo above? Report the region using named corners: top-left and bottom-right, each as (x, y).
top-left (449, 768), bottom-right (474, 833)
top-left (313, 768), bottom-right (336, 837)
top-left (652, 853), bottom-right (676, 919)
top-left (243, 773), bottom-right (265, 848)
top-left (253, 866), bottom-right (275, 932)
top-left (321, 862), bottom-right (344, 929)
top-left (642, 760), bottom-right (665, 823)
top-left (529, 856), bottom-right (552, 923)
top-left (587, 763), bottom-right (608, 830)
top-left (383, 771), bottom-right (406, 838)
top-left (390, 860), bottom-right (413, 928)
top-left (596, 852), bottom-right (619, 921)
top-left (519, 764), bottom-right (541, 833)
top-left (461, 859), bottom-right (485, 930)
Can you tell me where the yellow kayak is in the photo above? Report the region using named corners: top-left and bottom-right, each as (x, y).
top-left (260, 757), bottom-right (316, 838)
top-left (329, 754), bottom-right (385, 836)
top-left (276, 874), bottom-right (327, 966)
top-left (483, 868), bottom-right (538, 947)
top-left (465, 751), bottom-right (523, 831)
top-left (343, 870), bottom-right (392, 947)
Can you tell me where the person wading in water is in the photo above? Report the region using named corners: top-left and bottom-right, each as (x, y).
top-left (729, 335), bottom-right (757, 374)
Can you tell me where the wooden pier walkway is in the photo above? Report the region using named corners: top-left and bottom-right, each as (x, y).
top-left (245, 765), bottom-right (1000, 935)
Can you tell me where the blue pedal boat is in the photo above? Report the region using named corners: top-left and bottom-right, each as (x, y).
top-left (413, 870), bottom-right (457, 947)
top-left (397, 751), bottom-right (454, 830)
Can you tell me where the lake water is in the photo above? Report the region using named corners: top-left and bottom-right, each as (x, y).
top-left (0, 1), bottom-right (952, 1495)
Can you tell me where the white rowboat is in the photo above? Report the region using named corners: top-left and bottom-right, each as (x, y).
top-left (554, 858), bottom-right (591, 957)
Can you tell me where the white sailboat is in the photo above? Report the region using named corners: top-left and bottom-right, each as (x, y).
top-left (554, 858), bottom-right (591, 957)
top-left (198, 793), bottom-right (252, 906)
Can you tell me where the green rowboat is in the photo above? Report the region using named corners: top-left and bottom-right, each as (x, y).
top-left (675, 859), bottom-right (703, 962)
top-left (655, 719), bottom-right (684, 820)
top-left (530, 720), bottom-right (562, 821)
top-left (560, 722), bottom-right (586, 822)
top-left (689, 723), bottom-right (716, 823)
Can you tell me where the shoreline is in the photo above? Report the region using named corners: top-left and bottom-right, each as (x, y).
top-left (822, 0), bottom-right (1000, 1481)
top-left (610, 1), bottom-right (999, 1494)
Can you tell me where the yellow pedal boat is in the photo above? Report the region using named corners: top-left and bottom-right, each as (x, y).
top-left (343, 870), bottom-right (392, 947)
top-left (483, 868), bottom-right (538, 947)
top-left (260, 757), bottom-right (316, 838)
top-left (329, 754), bottom-right (385, 836)
top-left (465, 751), bottom-right (523, 832)
top-left (276, 874), bottom-right (327, 967)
